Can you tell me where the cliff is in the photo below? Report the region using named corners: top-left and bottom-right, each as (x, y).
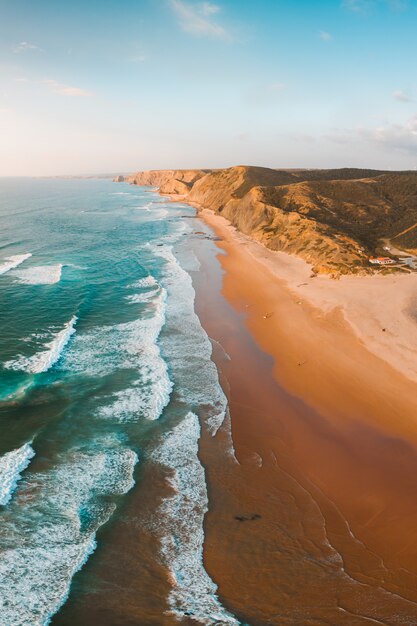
top-left (116, 165), bottom-right (417, 275)
top-left (126, 169), bottom-right (209, 187)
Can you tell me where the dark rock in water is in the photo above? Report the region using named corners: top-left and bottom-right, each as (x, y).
top-left (235, 513), bottom-right (262, 522)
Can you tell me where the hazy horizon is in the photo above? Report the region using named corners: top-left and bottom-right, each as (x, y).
top-left (2, 0), bottom-right (417, 176)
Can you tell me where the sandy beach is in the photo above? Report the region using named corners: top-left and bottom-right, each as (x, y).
top-left (190, 208), bottom-right (417, 624)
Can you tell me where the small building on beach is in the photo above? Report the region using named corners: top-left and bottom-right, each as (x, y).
top-left (369, 257), bottom-right (396, 265)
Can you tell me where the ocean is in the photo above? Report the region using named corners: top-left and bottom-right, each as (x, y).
top-left (0, 178), bottom-right (240, 625)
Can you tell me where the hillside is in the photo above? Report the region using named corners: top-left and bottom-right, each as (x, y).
top-left (119, 166), bottom-right (417, 275)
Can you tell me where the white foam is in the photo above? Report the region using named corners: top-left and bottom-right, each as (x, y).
top-left (99, 344), bottom-right (172, 422)
top-left (98, 290), bottom-right (172, 421)
top-left (126, 288), bottom-right (159, 304)
top-left (0, 443), bottom-right (35, 505)
top-left (129, 275), bottom-right (158, 289)
top-left (13, 264), bottom-right (63, 285)
top-left (64, 291), bottom-right (172, 421)
top-left (155, 245), bottom-right (228, 435)
top-left (5, 316), bottom-right (77, 374)
top-left (0, 253), bottom-right (32, 275)
top-left (0, 442), bottom-right (138, 626)
top-left (152, 413), bottom-right (239, 625)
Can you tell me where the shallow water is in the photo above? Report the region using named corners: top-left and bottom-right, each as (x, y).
top-left (0, 178), bottom-right (239, 625)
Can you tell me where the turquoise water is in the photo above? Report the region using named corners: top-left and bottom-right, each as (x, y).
top-left (0, 178), bottom-right (239, 625)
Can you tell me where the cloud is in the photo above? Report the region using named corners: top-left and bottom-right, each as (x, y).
top-left (359, 115), bottom-right (417, 153)
top-left (326, 116), bottom-right (417, 155)
top-left (43, 80), bottom-right (93, 97)
top-left (393, 90), bottom-right (413, 102)
top-left (129, 54), bottom-right (147, 63)
top-left (169, 0), bottom-right (230, 39)
top-left (319, 31), bottom-right (333, 40)
top-left (200, 1), bottom-right (220, 15)
top-left (13, 41), bottom-right (43, 53)
top-left (342, 0), bottom-right (375, 12)
top-left (267, 82), bottom-right (286, 92)
top-left (342, 0), bottom-right (408, 12)
top-left (244, 82), bottom-right (287, 107)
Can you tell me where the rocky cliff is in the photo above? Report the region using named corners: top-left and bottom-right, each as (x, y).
top-left (117, 165), bottom-right (417, 275)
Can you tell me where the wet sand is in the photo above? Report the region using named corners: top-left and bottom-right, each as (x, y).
top-left (192, 213), bottom-right (417, 624)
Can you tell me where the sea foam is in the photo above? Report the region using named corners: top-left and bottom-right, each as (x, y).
top-left (0, 253), bottom-right (32, 275)
top-left (155, 245), bottom-right (228, 435)
top-left (153, 413), bottom-right (239, 625)
top-left (13, 264), bottom-right (63, 285)
top-left (97, 289), bottom-right (172, 421)
top-left (0, 441), bottom-right (138, 626)
top-left (5, 316), bottom-right (77, 374)
top-left (0, 443), bottom-right (35, 506)
top-left (64, 289), bottom-right (172, 421)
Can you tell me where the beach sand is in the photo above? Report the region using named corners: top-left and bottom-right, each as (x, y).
top-left (191, 209), bottom-right (417, 625)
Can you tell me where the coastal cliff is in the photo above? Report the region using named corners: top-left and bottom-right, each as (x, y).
top-left (118, 166), bottom-right (417, 275)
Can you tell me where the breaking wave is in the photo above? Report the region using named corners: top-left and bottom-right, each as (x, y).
top-left (152, 413), bottom-right (239, 625)
top-left (0, 253), bottom-right (32, 276)
top-left (13, 264), bottom-right (63, 285)
top-left (65, 289), bottom-right (172, 421)
top-left (5, 316), bottom-right (77, 374)
top-left (155, 244), bottom-right (228, 435)
top-left (0, 443), bottom-right (35, 506)
top-left (0, 441), bottom-right (138, 626)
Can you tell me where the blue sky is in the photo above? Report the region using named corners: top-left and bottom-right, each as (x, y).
top-left (1, 0), bottom-right (417, 175)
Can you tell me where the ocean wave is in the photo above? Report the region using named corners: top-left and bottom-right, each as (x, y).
top-left (0, 253), bottom-right (32, 276)
top-left (13, 264), bottom-right (63, 285)
top-left (0, 441), bottom-right (138, 626)
top-left (152, 413), bottom-right (239, 625)
top-left (98, 343), bottom-right (172, 422)
top-left (5, 316), bottom-right (77, 374)
top-left (64, 290), bottom-right (172, 421)
top-left (129, 275), bottom-right (158, 289)
top-left (97, 290), bottom-right (173, 421)
top-left (125, 277), bottom-right (160, 304)
top-left (155, 245), bottom-right (228, 435)
top-left (126, 291), bottom-right (158, 303)
top-left (0, 443), bottom-right (35, 506)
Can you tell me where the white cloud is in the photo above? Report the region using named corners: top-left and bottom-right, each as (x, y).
top-left (393, 90), bottom-right (413, 102)
top-left (244, 82), bottom-right (287, 107)
top-left (319, 30), bottom-right (333, 40)
top-left (12, 41), bottom-right (43, 53)
top-left (129, 54), bottom-right (147, 63)
top-left (342, 0), bottom-right (375, 12)
top-left (267, 82), bottom-right (286, 92)
top-left (359, 115), bottom-right (417, 153)
top-left (169, 0), bottom-right (230, 39)
top-left (326, 116), bottom-right (417, 155)
top-left (42, 79), bottom-right (92, 97)
top-left (200, 1), bottom-right (220, 15)
top-left (342, 0), bottom-right (408, 12)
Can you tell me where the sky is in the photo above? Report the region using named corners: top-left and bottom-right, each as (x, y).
top-left (1, 0), bottom-right (417, 175)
